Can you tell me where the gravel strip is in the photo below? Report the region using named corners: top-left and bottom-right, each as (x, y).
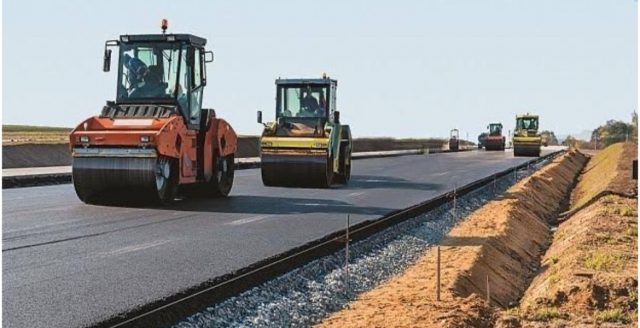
top-left (173, 160), bottom-right (550, 328)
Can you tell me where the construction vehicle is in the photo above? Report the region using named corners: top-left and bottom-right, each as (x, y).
top-left (512, 113), bottom-right (541, 157)
top-left (69, 20), bottom-right (237, 204)
top-left (257, 76), bottom-right (352, 187)
top-left (449, 129), bottom-right (460, 152)
top-left (477, 132), bottom-right (488, 149)
top-left (484, 123), bottom-right (506, 151)
top-left (541, 133), bottom-right (549, 147)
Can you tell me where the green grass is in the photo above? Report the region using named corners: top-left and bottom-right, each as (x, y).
top-left (625, 227), bottom-right (637, 237)
top-left (553, 229), bottom-right (566, 242)
top-left (594, 308), bottom-right (627, 323)
top-left (601, 204), bottom-right (637, 217)
top-left (3, 124), bottom-right (71, 132)
top-left (629, 289), bottom-right (637, 302)
top-left (548, 272), bottom-right (560, 286)
top-left (616, 205), bottom-right (637, 217)
top-left (584, 250), bottom-right (625, 272)
top-left (504, 307), bottom-right (522, 318)
top-left (527, 306), bottom-right (568, 321)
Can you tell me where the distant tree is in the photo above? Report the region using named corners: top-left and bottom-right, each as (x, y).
top-left (591, 120), bottom-right (635, 147)
top-left (562, 135), bottom-right (591, 149)
top-left (540, 130), bottom-right (559, 146)
top-left (562, 135), bottom-right (575, 147)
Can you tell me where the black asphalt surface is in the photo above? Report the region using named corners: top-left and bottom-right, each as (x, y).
top-left (3, 148), bottom-right (555, 328)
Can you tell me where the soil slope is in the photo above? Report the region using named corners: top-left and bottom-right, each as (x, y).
top-left (316, 151), bottom-right (587, 328)
top-left (499, 142), bottom-right (638, 327)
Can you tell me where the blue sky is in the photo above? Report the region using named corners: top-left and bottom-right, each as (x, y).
top-left (3, 0), bottom-right (637, 138)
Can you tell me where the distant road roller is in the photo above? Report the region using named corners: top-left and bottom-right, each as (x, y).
top-left (484, 123), bottom-right (506, 151)
top-left (449, 129), bottom-right (460, 152)
top-left (512, 114), bottom-right (541, 156)
top-left (477, 132), bottom-right (487, 149)
top-left (257, 76), bottom-right (352, 187)
top-left (69, 22), bottom-right (237, 204)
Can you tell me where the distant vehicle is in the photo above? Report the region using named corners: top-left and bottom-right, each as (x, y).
top-left (541, 134), bottom-right (549, 147)
top-left (449, 129), bottom-right (460, 152)
top-left (513, 113), bottom-right (541, 157)
top-left (477, 132), bottom-right (488, 149)
top-left (485, 123), bottom-right (506, 151)
top-left (257, 75), bottom-right (352, 187)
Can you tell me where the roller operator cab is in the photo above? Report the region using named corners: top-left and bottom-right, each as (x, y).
top-left (257, 76), bottom-right (352, 188)
top-left (449, 129), bottom-right (460, 152)
top-left (512, 114), bottom-right (541, 157)
top-left (70, 23), bottom-right (237, 204)
top-left (485, 123), bottom-right (506, 151)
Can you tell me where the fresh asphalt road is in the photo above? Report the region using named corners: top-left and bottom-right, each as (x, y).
top-left (3, 148), bottom-right (557, 328)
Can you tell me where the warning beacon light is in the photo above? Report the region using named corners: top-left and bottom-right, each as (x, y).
top-left (161, 19), bottom-right (169, 34)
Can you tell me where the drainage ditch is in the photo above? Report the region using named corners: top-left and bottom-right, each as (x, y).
top-left (171, 158), bottom-right (554, 328)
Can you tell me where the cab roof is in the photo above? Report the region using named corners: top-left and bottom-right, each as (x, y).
top-left (119, 34), bottom-right (207, 46)
top-left (276, 78), bottom-right (337, 86)
top-left (516, 114), bottom-right (539, 119)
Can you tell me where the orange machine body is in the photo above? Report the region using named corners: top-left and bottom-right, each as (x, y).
top-left (485, 134), bottom-right (505, 144)
top-left (70, 110), bottom-right (236, 185)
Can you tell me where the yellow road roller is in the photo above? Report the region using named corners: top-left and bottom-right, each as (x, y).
top-left (257, 76), bottom-right (352, 187)
top-left (513, 113), bottom-right (541, 157)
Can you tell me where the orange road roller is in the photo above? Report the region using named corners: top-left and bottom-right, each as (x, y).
top-left (69, 22), bottom-right (237, 204)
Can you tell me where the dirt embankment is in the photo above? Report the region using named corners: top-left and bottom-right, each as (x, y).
top-left (2, 137), bottom-right (449, 169)
top-left (499, 143), bottom-right (638, 327)
top-left (572, 143), bottom-right (637, 206)
top-left (316, 151), bottom-right (587, 328)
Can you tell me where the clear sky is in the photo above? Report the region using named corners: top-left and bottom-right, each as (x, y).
top-left (3, 0), bottom-right (637, 139)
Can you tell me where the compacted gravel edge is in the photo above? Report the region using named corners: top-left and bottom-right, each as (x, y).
top-left (172, 159), bottom-right (549, 328)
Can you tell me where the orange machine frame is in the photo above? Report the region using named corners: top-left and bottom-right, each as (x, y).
top-left (69, 112), bottom-right (237, 185)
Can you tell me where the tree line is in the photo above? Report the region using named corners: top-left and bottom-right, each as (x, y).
top-left (562, 112), bottom-right (637, 149)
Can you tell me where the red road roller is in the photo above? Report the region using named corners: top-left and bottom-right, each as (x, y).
top-left (484, 123), bottom-right (506, 151)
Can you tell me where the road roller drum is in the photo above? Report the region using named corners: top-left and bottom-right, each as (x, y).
top-left (72, 152), bottom-right (177, 204)
top-left (261, 153), bottom-right (331, 187)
